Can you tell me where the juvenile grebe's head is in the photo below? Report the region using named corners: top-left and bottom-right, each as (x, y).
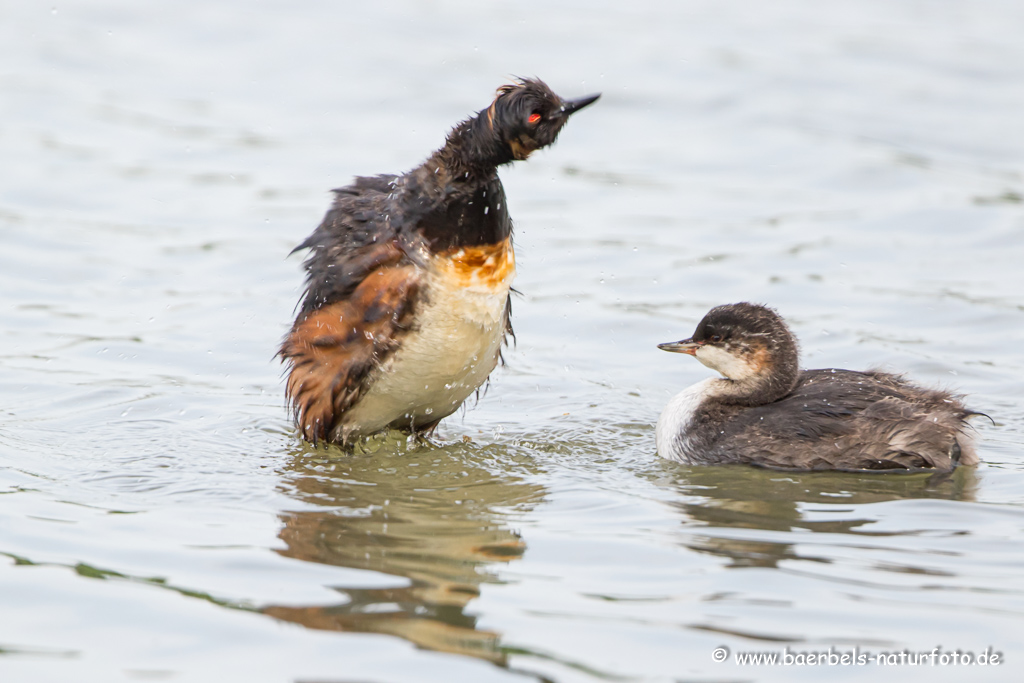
top-left (658, 303), bottom-right (800, 405)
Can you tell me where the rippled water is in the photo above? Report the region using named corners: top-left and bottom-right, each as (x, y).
top-left (2, 1), bottom-right (1024, 681)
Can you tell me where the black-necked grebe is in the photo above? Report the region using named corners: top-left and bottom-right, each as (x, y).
top-left (656, 302), bottom-right (980, 471)
top-left (279, 79), bottom-right (599, 445)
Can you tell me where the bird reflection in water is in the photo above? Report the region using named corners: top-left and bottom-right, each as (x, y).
top-left (663, 465), bottom-right (979, 569)
top-left (263, 439), bottom-right (545, 664)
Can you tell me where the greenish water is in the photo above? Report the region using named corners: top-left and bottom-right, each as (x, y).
top-left (2, 1), bottom-right (1024, 682)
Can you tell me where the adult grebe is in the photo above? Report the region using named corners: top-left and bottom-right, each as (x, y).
top-left (656, 303), bottom-right (980, 471)
top-left (279, 79), bottom-right (599, 445)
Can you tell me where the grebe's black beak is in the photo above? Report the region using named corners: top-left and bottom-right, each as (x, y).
top-left (559, 93), bottom-right (601, 117)
top-left (658, 338), bottom-right (701, 356)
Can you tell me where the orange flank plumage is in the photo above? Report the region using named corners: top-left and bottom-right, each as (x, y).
top-left (281, 264), bottom-right (421, 443)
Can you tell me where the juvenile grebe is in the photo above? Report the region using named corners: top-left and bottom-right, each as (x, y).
top-left (656, 303), bottom-right (980, 471)
top-left (279, 79), bottom-right (599, 445)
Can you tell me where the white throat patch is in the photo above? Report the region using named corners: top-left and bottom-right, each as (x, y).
top-left (695, 344), bottom-right (758, 382)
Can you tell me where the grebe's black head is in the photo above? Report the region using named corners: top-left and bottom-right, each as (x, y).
top-left (658, 302), bottom-right (800, 405)
top-left (487, 78), bottom-right (600, 160)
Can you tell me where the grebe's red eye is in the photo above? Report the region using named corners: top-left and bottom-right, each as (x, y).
top-left (528, 113), bottom-right (541, 124)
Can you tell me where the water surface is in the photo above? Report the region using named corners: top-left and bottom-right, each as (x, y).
top-left (2, 1), bottom-right (1023, 681)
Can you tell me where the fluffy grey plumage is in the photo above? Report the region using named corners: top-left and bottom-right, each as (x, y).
top-left (656, 303), bottom-right (980, 472)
